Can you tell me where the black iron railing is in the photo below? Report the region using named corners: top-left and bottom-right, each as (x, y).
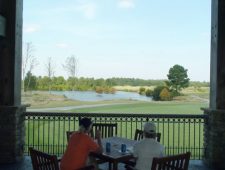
top-left (24, 112), bottom-right (207, 159)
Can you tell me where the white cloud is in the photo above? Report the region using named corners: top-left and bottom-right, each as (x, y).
top-left (77, 3), bottom-right (96, 19)
top-left (56, 43), bottom-right (69, 49)
top-left (23, 24), bottom-right (41, 33)
top-left (118, 0), bottom-right (135, 9)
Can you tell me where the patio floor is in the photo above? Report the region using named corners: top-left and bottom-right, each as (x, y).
top-left (0, 156), bottom-right (209, 170)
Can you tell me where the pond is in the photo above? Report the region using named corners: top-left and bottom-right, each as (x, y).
top-left (51, 90), bottom-right (152, 102)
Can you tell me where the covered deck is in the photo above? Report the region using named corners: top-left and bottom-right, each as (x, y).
top-left (1, 0), bottom-right (225, 169)
top-left (2, 112), bottom-right (208, 169)
top-left (0, 157), bottom-right (208, 170)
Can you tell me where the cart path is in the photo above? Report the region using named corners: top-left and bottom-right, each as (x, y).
top-left (27, 102), bottom-right (132, 112)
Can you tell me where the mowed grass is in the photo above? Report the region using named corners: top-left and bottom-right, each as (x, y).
top-left (69, 101), bottom-right (208, 114)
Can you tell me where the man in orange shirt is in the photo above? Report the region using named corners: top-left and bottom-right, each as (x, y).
top-left (60, 117), bottom-right (103, 170)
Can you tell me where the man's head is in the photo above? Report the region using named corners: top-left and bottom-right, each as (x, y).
top-left (143, 122), bottom-right (156, 138)
top-left (79, 117), bottom-right (93, 132)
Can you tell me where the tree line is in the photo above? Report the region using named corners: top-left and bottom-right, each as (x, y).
top-left (24, 72), bottom-right (208, 90)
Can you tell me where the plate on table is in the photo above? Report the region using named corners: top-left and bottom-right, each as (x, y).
top-left (118, 150), bottom-right (130, 154)
top-left (118, 147), bottom-right (133, 154)
top-left (126, 147), bottom-right (133, 153)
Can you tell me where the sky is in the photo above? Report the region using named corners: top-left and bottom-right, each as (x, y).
top-left (23, 0), bottom-right (211, 82)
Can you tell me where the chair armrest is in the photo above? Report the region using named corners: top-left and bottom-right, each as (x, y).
top-left (77, 165), bottom-right (95, 170)
top-left (57, 156), bottom-right (61, 162)
top-left (124, 165), bottom-right (136, 170)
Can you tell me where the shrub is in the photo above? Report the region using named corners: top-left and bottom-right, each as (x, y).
top-left (95, 86), bottom-right (104, 94)
top-left (152, 86), bottom-right (165, 101)
top-left (145, 89), bottom-right (153, 97)
top-left (139, 87), bottom-right (146, 95)
top-left (110, 88), bottom-right (116, 94)
top-left (171, 90), bottom-right (180, 97)
top-left (104, 86), bottom-right (116, 94)
top-left (160, 88), bottom-right (172, 101)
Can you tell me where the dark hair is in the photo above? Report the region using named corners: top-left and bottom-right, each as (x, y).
top-left (144, 132), bottom-right (156, 139)
top-left (79, 117), bottom-right (92, 130)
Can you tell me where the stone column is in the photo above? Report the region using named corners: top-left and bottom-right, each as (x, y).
top-left (203, 109), bottom-right (225, 170)
top-left (0, 0), bottom-right (25, 163)
top-left (203, 0), bottom-right (225, 169)
top-left (0, 106), bottom-right (26, 163)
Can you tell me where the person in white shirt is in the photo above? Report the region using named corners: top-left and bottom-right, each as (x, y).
top-left (132, 122), bottom-right (164, 170)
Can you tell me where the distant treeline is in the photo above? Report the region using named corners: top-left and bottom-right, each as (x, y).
top-left (106, 78), bottom-right (166, 86)
top-left (189, 81), bottom-right (209, 87)
top-left (24, 72), bottom-right (209, 92)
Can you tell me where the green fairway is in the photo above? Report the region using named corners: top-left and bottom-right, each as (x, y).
top-left (69, 101), bottom-right (208, 114)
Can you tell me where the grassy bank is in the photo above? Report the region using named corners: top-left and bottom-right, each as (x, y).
top-left (22, 91), bottom-right (139, 109)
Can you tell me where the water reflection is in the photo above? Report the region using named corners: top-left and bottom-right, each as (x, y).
top-left (51, 91), bottom-right (152, 102)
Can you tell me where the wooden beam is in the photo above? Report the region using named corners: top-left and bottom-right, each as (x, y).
top-left (210, 0), bottom-right (225, 109)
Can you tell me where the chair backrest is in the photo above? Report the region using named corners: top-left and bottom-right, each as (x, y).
top-left (66, 131), bottom-right (75, 143)
top-left (91, 123), bottom-right (117, 138)
top-left (29, 147), bottom-right (59, 170)
top-left (156, 133), bottom-right (161, 143)
top-left (30, 147), bottom-right (95, 170)
top-left (67, 123), bottom-right (117, 141)
top-left (151, 152), bottom-right (191, 170)
top-left (134, 129), bottom-right (161, 142)
top-left (134, 129), bottom-right (144, 140)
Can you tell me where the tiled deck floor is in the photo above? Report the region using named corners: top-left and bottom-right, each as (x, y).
top-left (0, 157), bottom-right (209, 170)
